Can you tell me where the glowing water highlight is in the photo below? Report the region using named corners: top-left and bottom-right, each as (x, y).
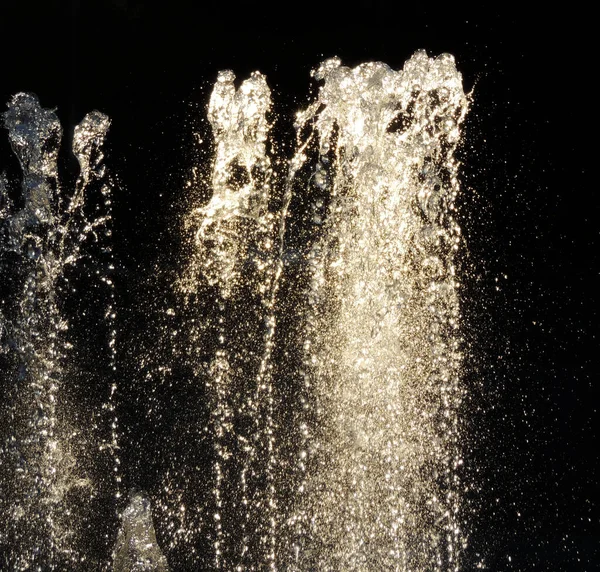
top-left (0, 51), bottom-right (468, 571)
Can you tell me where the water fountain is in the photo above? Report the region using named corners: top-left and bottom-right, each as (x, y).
top-left (0, 93), bottom-right (119, 570)
top-left (1, 51), bottom-right (468, 570)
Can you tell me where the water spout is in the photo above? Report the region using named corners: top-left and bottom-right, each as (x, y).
top-left (1, 51), bottom-right (468, 571)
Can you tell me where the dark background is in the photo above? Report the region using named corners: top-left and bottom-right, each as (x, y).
top-left (1, 3), bottom-right (597, 570)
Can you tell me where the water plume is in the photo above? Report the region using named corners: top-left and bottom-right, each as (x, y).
top-left (0, 50), bottom-right (468, 571)
top-left (283, 51), bottom-right (468, 571)
top-left (0, 94), bottom-right (118, 570)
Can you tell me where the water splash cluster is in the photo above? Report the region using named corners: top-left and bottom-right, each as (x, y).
top-left (284, 52), bottom-right (468, 571)
top-left (174, 69), bottom-right (282, 570)
top-left (0, 94), bottom-right (117, 570)
top-left (0, 50), bottom-right (468, 571)
top-left (170, 50), bottom-right (468, 570)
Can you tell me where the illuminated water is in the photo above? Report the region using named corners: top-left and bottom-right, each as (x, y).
top-left (0, 94), bottom-right (119, 570)
top-left (1, 51), bottom-right (468, 570)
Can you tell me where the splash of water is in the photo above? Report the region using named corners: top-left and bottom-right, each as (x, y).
top-left (0, 50), bottom-right (468, 571)
top-left (283, 52), bottom-right (468, 571)
top-left (113, 490), bottom-right (170, 572)
top-left (173, 50), bottom-right (468, 570)
top-left (0, 94), bottom-right (118, 570)
top-left (177, 69), bottom-right (282, 570)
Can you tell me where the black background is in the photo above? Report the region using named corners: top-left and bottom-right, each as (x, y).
top-left (1, 3), bottom-right (597, 570)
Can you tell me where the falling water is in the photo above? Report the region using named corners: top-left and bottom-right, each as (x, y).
top-left (0, 51), bottom-right (468, 571)
top-left (283, 53), bottom-right (467, 571)
top-left (0, 94), bottom-right (119, 570)
top-left (178, 69), bottom-right (281, 570)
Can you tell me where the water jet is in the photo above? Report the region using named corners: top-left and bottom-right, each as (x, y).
top-left (1, 51), bottom-right (468, 571)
